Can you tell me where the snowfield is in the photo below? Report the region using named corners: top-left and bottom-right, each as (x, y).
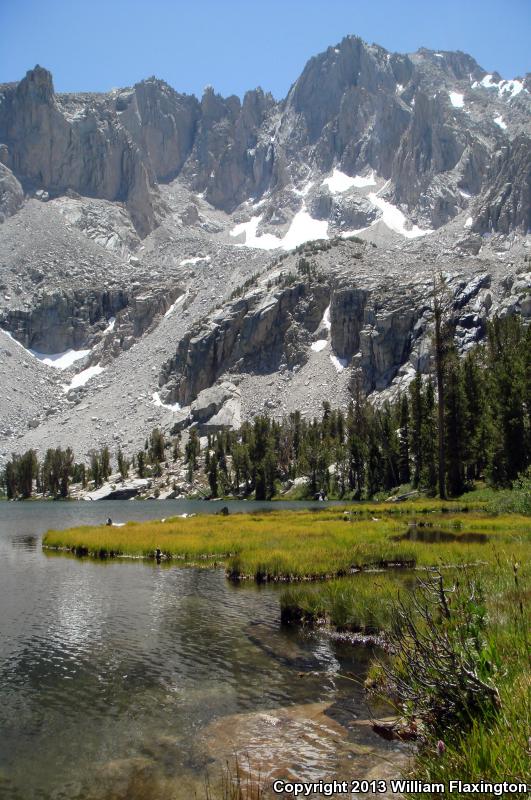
top-left (330, 353), bottom-right (348, 372)
top-left (29, 347), bottom-right (90, 370)
top-left (494, 115), bottom-right (507, 130)
top-left (152, 392), bottom-right (181, 411)
top-left (179, 256), bottom-right (211, 267)
top-left (473, 75), bottom-right (525, 99)
top-left (230, 206), bottom-right (329, 251)
top-left (322, 168), bottom-right (376, 193)
top-left (164, 293), bottom-right (187, 318)
top-left (63, 364), bottom-right (105, 392)
top-left (367, 193), bottom-right (432, 239)
top-left (449, 92), bottom-right (464, 108)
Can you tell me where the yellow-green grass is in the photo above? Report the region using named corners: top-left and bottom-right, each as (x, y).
top-left (405, 561), bottom-right (530, 797)
top-left (280, 570), bottom-right (414, 631)
top-left (42, 504), bottom-right (530, 581)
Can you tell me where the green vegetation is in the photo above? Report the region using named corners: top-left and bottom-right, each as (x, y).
top-left (390, 565), bottom-right (529, 798)
top-left (280, 570), bottom-right (411, 630)
top-left (3, 315), bottom-right (529, 504)
top-left (41, 491), bottom-right (529, 794)
top-left (182, 314), bottom-right (530, 501)
top-left (43, 502), bottom-right (529, 579)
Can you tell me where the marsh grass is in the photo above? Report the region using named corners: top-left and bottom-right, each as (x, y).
top-left (43, 505), bottom-right (530, 582)
top-left (280, 571), bottom-right (413, 631)
top-left (41, 499), bottom-right (530, 795)
top-left (402, 562), bottom-right (530, 798)
top-left (202, 758), bottom-right (262, 800)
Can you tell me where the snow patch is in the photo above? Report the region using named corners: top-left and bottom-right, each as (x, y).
top-left (30, 348), bottom-right (91, 370)
top-left (480, 73), bottom-right (497, 89)
top-left (164, 293), bottom-right (186, 318)
top-left (330, 354), bottom-right (348, 372)
top-left (105, 316), bottom-right (116, 333)
top-left (449, 92), bottom-right (464, 108)
top-left (281, 207), bottom-right (329, 250)
top-left (494, 114), bottom-right (507, 130)
top-left (476, 75), bottom-right (525, 99)
top-left (293, 180), bottom-right (313, 197)
top-left (367, 193), bottom-right (432, 238)
top-left (63, 364), bottom-right (105, 392)
top-left (311, 339), bottom-right (328, 352)
top-left (322, 305), bottom-right (331, 332)
top-left (180, 255), bottom-right (211, 267)
top-left (152, 392), bottom-right (181, 411)
top-left (230, 216), bottom-right (281, 250)
top-left (459, 190), bottom-right (472, 199)
top-left (230, 207), bottom-right (328, 252)
top-left (322, 168), bottom-right (376, 193)
top-left (464, 217), bottom-right (473, 228)
top-left (1, 331), bottom-right (91, 370)
top-left (499, 79), bottom-right (524, 98)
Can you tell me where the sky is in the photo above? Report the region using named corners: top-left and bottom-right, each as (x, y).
top-left (1, 0), bottom-right (529, 99)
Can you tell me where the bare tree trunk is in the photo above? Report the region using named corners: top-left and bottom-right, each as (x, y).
top-left (433, 281), bottom-right (447, 500)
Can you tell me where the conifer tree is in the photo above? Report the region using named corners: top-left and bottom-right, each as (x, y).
top-left (410, 372), bottom-right (424, 488)
top-left (208, 453), bottom-right (218, 497)
top-left (421, 380), bottom-right (438, 494)
top-left (445, 350), bottom-right (468, 496)
top-left (100, 446), bottom-right (111, 482)
top-left (398, 395), bottom-right (411, 485)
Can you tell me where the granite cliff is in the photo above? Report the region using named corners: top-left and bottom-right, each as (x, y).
top-left (0, 35), bottom-right (529, 465)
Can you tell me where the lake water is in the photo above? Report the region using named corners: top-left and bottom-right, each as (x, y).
top-left (0, 500), bottom-right (407, 799)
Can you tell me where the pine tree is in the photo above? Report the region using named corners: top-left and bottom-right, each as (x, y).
top-left (117, 448), bottom-right (129, 479)
top-left (185, 429), bottom-right (200, 482)
top-left (90, 450), bottom-right (102, 488)
top-left (398, 395), bottom-right (411, 485)
top-left (421, 380), bottom-right (437, 495)
top-left (445, 350), bottom-right (468, 496)
top-left (17, 450), bottom-right (38, 498)
top-left (486, 316), bottom-right (529, 485)
top-left (432, 274), bottom-right (452, 499)
top-left (100, 446), bottom-right (111, 482)
top-left (149, 428), bottom-right (165, 463)
top-left (208, 453), bottom-right (218, 497)
top-left (462, 351), bottom-right (487, 480)
top-left (410, 372), bottom-right (424, 488)
top-left (379, 404), bottom-right (399, 491)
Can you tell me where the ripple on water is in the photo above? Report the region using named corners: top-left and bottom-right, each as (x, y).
top-left (0, 501), bottom-right (405, 800)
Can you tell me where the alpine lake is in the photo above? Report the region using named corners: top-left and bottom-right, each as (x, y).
top-left (0, 500), bottom-right (409, 800)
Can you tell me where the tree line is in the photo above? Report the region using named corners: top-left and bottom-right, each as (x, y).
top-left (1, 315), bottom-right (529, 501)
top-left (198, 314), bottom-right (530, 500)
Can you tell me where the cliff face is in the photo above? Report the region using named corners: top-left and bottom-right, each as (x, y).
top-left (159, 282), bottom-right (330, 406)
top-left (0, 284), bottom-right (182, 354)
top-left (0, 162), bottom-right (23, 222)
top-left (0, 67), bottom-right (163, 236)
top-left (1, 36), bottom-right (529, 238)
top-left (0, 36), bottom-right (529, 462)
top-left (473, 134), bottom-right (531, 234)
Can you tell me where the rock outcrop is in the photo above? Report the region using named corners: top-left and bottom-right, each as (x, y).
top-left (0, 67), bottom-right (163, 236)
top-left (472, 134), bottom-right (531, 234)
top-left (0, 161), bottom-right (24, 222)
top-left (0, 284), bottom-right (183, 353)
top-left (159, 282), bottom-right (329, 406)
top-left (1, 37), bottom-right (529, 237)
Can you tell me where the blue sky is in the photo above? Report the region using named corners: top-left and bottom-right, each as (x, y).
top-left (1, 0), bottom-right (529, 98)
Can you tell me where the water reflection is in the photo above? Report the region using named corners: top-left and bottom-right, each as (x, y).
top-left (0, 501), bottom-right (406, 800)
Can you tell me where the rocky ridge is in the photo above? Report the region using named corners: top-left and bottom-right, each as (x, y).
top-left (0, 34), bottom-right (529, 467)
